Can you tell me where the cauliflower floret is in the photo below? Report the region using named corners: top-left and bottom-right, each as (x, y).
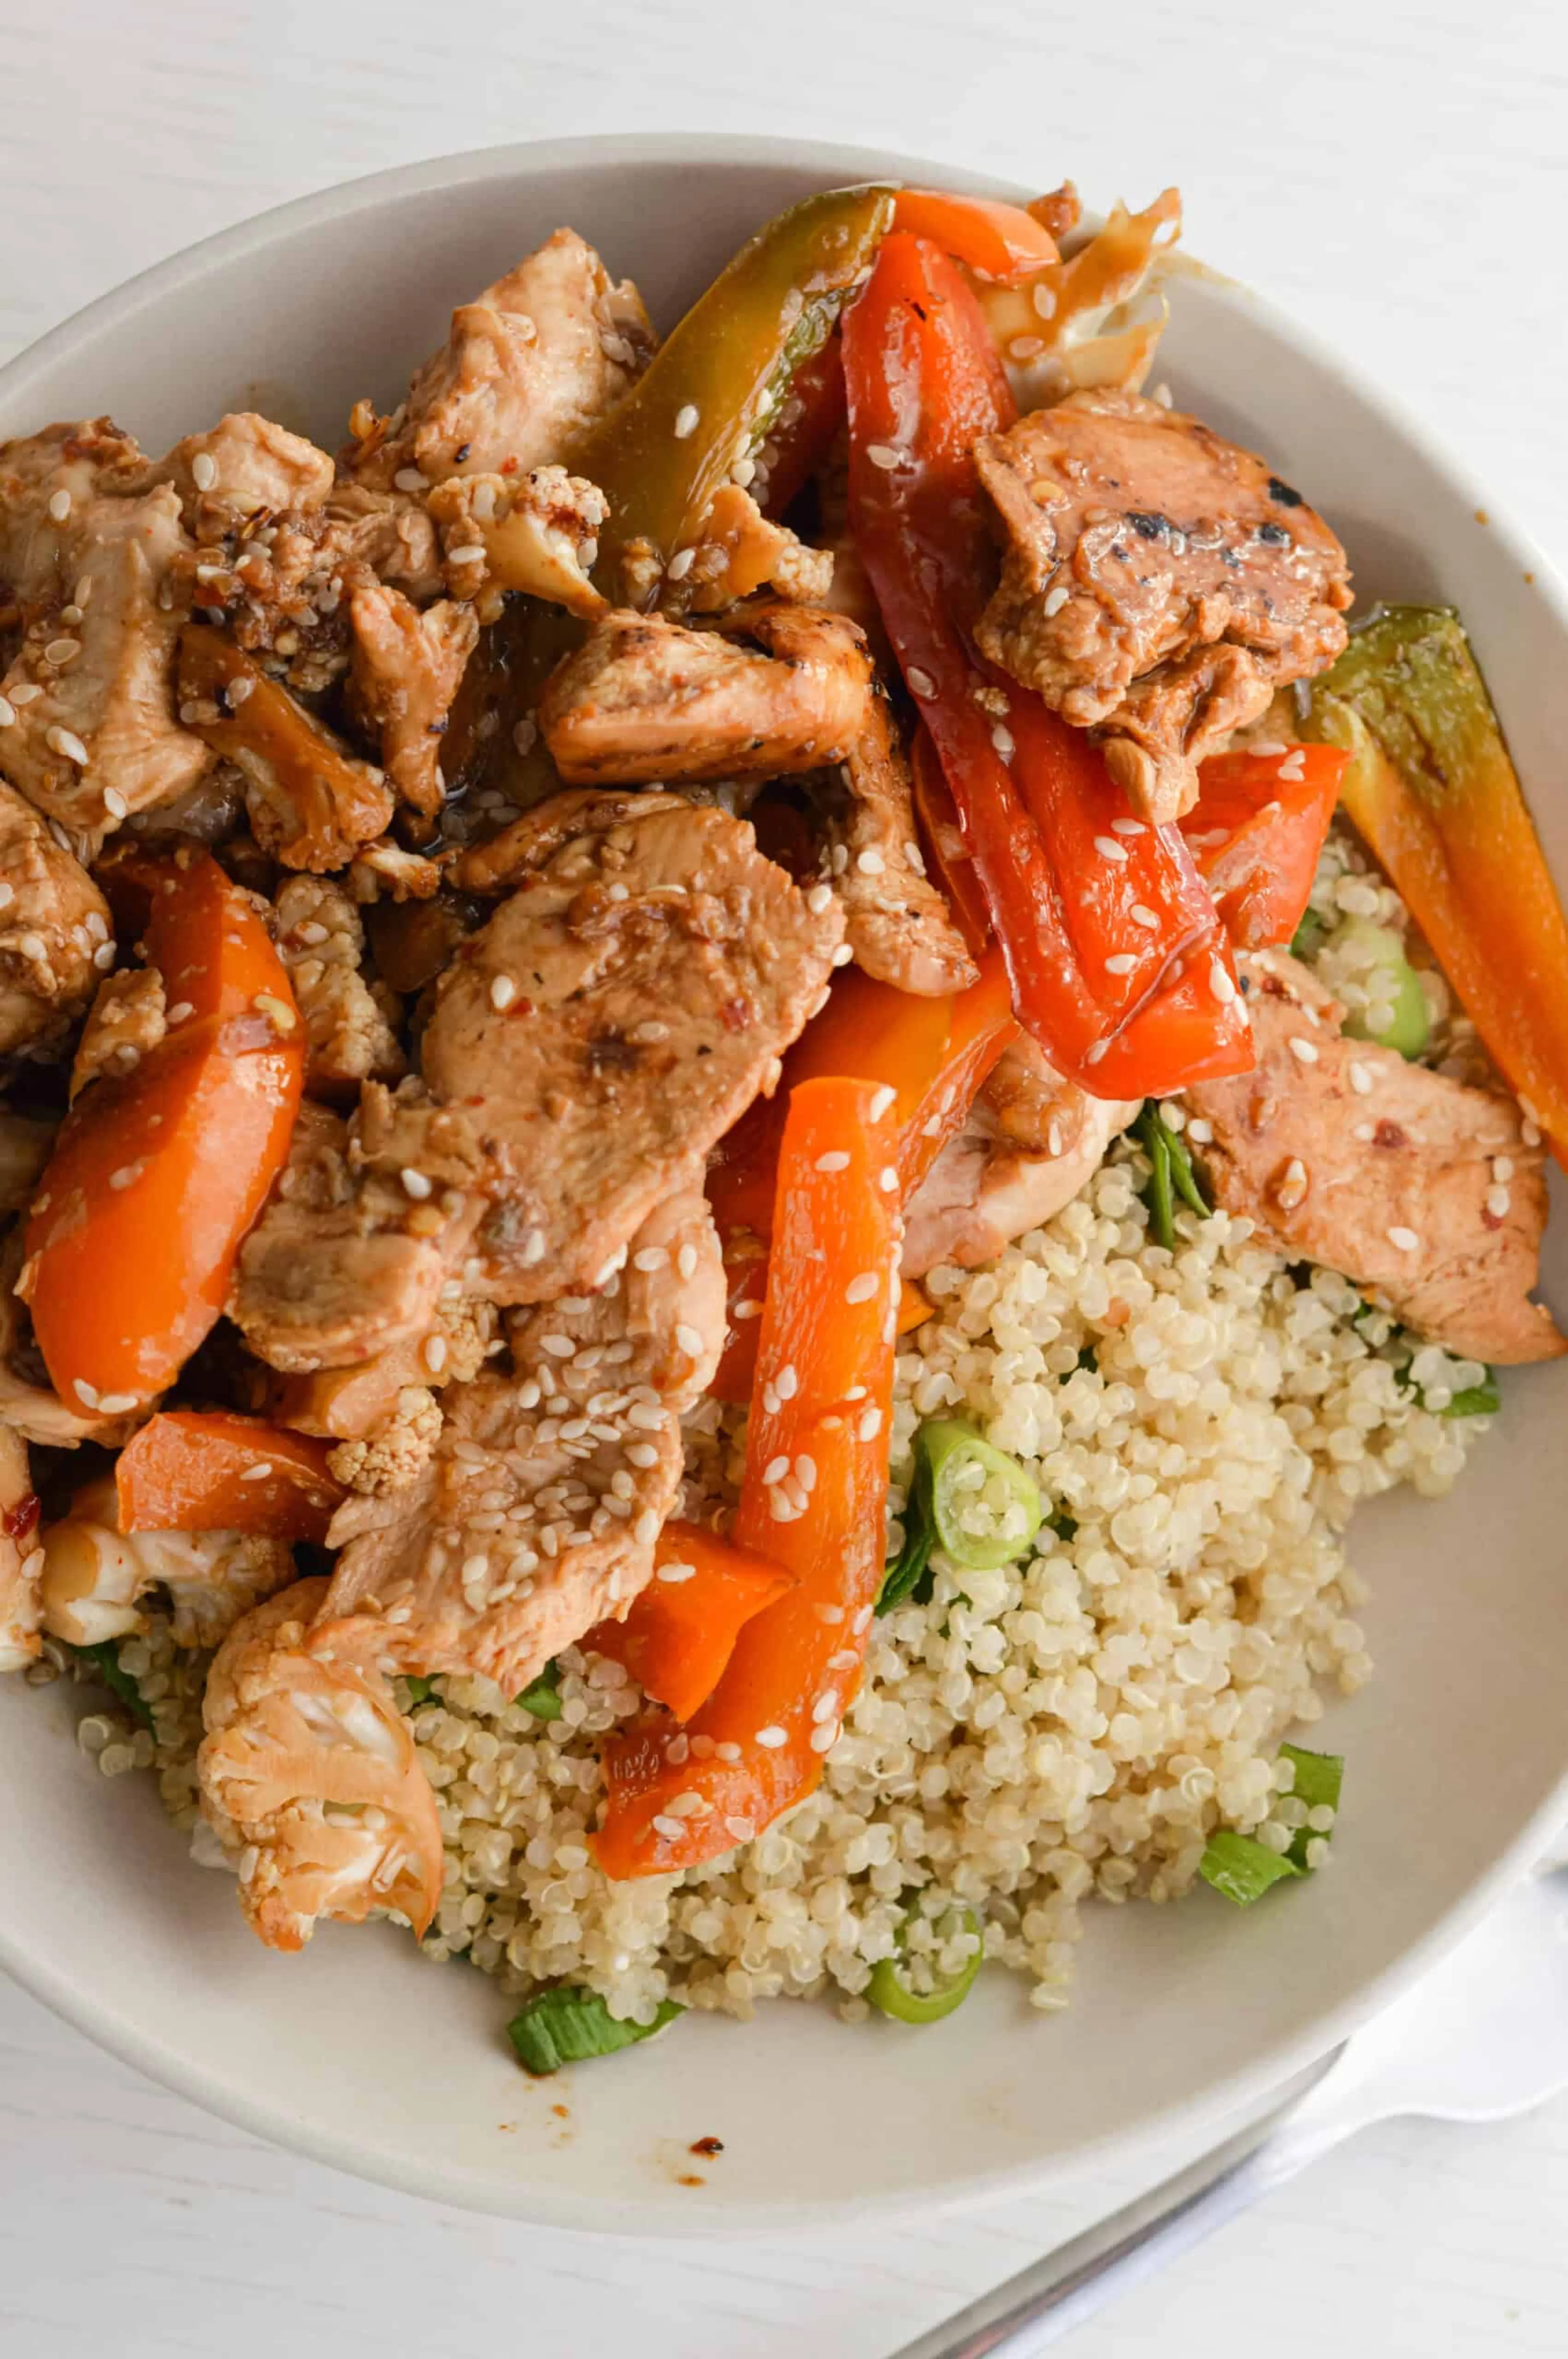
top-left (197, 1576), bottom-right (443, 1952)
top-left (39, 1478), bottom-right (294, 1648)
top-left (274, 874), bottom-right (404, 1098)
top-left (0, 1428), bottom-right (42, 1673)
top-left (326, 1384), bottom-right (441, 1495)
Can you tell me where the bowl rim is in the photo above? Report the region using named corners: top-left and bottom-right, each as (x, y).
top-left (2, 128), bottom-right (1566, 2234)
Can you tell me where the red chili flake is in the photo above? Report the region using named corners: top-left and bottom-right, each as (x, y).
top-left (677, 2174), bottom-right (706, 2188)
top-left (689, 2135), bottom-right (725, 2158)
top-left (3, 1493), bottom-right (40, 1542)
top-left (718, 998), bottom-right (753, 1033)
top-left (500, 456), bottom-right (519, 475)
top-left (1373, 1120), bottom-right (1408, 1150)
top-left (1481, 1208), bottom-right (1504, 1231)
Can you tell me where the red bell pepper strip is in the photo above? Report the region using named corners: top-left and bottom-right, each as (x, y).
top-left (116, 1411), bottom-right (345, 1543)
top-left (24, 852), bottom-right (305, 1412)
top-left (842, 232), bottom-right (1252, 1098)
top-left (890, 189), bottom-right (1060, 281)
top-left (586, 1521), bottom-right (796, 1724)
top-left (1183, 745), bottom-right (1347, 950)
top-left (911, 726), bottom-right (991, 957)
top-left (595, 1078), bottom-right (899, 1877)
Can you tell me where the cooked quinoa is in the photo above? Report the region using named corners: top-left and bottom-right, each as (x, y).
top-left (56, 1135), bottom-right (1492, 2027)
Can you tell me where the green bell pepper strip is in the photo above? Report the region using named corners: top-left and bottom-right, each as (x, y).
top-left (574, 184), bottom-right (895, 604)
top-left (867, 1906), bottom-right (984, 2024)
top-left (507, 1985), bottom-right (684, 2075)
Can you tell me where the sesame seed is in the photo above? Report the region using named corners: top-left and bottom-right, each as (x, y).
top-left (539, 1334), bottom-right (577, 1359)
top-left (102, 787), bottom-right (127, 819)
top-left (1042, 584), bottom-right (1070, 618)
top-left (809, 1721), bottom-right (839, 1754)
top-left (108, 1162), bottom-right (142, 1190)
top-left (831, 943), bottom-right (855, 967)
top-left (96, 1393), bottom-right (138, 1416)
top-left (489, 973), bottom-right (517, 1012)
top-left (855, 847), bottom-right (887, 878)
top-left (1352, 1121), bottom-right (1376, 1142)
top-left (878, 1165), bottom-right (899, 1192)
top-left (633, 1509), bottom-right (660, 1545)
top-left (1348, 1062), bottom-right (1373, 1095)
top-left (1492, 1155), bottom-right (1515, 1182)
top-left (0, 698), bottom-right (12, 728)
top-left (795, 1454), bottom-right (817, 1491)
top-left (45, 725), bottom-right (89, 766)
top-left (252, 992), bottom-right (296, 1032)
top-left (190, 451), bottom-right (218, 493)
top-left (423, 1334), bottom-right (448, 1375)
top-left (652, 1814), bottom-right (686, 1842)
top-left (521, 1228), bottom-right (547, 1266)
top-left (857, 1406), bottom-right (882, 1442)
top-left (865, 442), bottom-right (902, 470)
top-left (675, 1323), bottom-right (704, 1356)
top-left (665, 546), bottom-right (696, 582)
top-left (1128, 903), bottom-right (1159, 932)
top-left (240, 1462), bottom-right (275, 1482)
top-left (774, 1363), bottom-right (798, 1400)
top-left (1111, 817), bottom-right (1147, 837)
top-left (1032, 283), bottom-right (1058, 320)
top-left (869, 1085), bottom-right (896, 1122)
top-left (1288, 1037), bottom-right (1319, 1064)
top-left (1186, 1117), bottom-right (1213, 1144)
top-left (1047, 1119), bottom-right (1064, 1156)
top-left (1085, 1039), bottom-right (1109, 1065)
top-left (44, 637), bottom-right (80, 666)
top-left (845, 1272), bottom-right (879, 1304)
top-left (1523, 1121), bottom-right (1543, 1147)
top-left (991, 723), bottom-right (1015, 761)
top-left (906, 665), bottom-right (936, 698)
top-left (673, 404), bottom-right (700, 439)
top-left (47, 489), bottom-right (71, 523)
top-left (446, 542), bottom-right (486, 565)
top-left (755, 1725), bottom-right (788, 1749)
top-left (1105, 952), bottom-right (1137, 977)
top-left (812, 1688), bottom-right (839, 1723)
top-left (1386, 1225), bottom-right (1420, 1252)
top-left (1008, 334), bottom-right (1044, 361)
top-left (74, 1378), bottom-right (100, 1407)
top-left (1486, 1184), bottom-right (1511, 1218)
top-left (725, 1817), bottom-right (756, 1843)
top-left (1094, 834), bottom-right (1129, 864)
top-left (401, 1167), bottom-right (433, 1200)
top-left (815, 1151), bottom-right (851, 1174)
top-left (1209, 958), bottom-right (1237, 1005)
top-left (393, 467), bottom-right (428, 493)
top-left (8, 683), bottom-right (40, 705)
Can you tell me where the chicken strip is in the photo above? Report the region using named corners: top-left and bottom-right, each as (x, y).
top-left (1187, 950), bottom-right (1564, 1365)
top-left (814, 690), bottom-right (977, 998)
top-left (351, 227), bottom-right (653, 490)
top-left (0, 776), bottom-right (112, 1053)
top-left (974, 388), bottom-right (1352, 822)
top-left (321, 1188), bottom-right (724, 1692)
top-left (538, 603), bottom-right (874, 787)
top-left (125, 411), bottom-right (335, 540)
top-left (428, 788), bottom-right (844, 1300)
top-left (0, 421), bottom-right (211, 836)
top-left (198, 1576), bottom-right (443, 1953)
top-left (0, 1428), bottom-right (42, 1673)
top-left (903, 1037), bottom-right (1140, 1276)
top-left (345, 579), bottom-right (478, 816)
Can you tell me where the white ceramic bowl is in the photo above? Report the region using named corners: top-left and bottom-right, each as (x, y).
top-left (1, 134), bottom-right (1565, 2233)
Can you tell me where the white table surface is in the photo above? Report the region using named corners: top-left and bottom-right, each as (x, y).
top-left (2, 2), bottom-right (1566, 2352)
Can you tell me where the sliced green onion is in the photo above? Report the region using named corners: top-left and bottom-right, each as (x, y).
top-left (1278, 1744), bottom-right (1343, 1870)
top-left (1290, 907), bottom-right (1327, 961)
top-left (1199, 1828), bottom-right (1301, 1906)
top-left (514, 1659), bottom-right (562, 1719)
top-left (877, 1447), bottom-right (937, 1616)
top-left (1331, 918), bottom-right (1430, 1059)
top-left (402, 1675), bottom-right (439, 1710)
top-left (923, 1418), bottom-right (1042, 1572)
top-left (1047, 1506), bottom-right (1078, 1545)
top-left (506, 1985), bottom-right (684, 2075)
top-left (1132, 1103), bottom-right (1209, 1249)
top-left (867, 1906), bottom-right (984, 2025)
top-left (68, 1640), bottom-right (154, 1730)
top-left (1443, 1373), bottom-right (1500, 1418)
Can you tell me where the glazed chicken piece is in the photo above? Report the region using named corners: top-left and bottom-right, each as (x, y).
top-left (0, 421), bottom-right (212, 836)
top-left (126, 410), bottom-right (335, 540)
top-left (352, 227), bottom-right (653, 491)
top-left (69, 966), bottom-right (166, 1101)
top-left (427, 465), bottom-right (607, 619)
top-left (1187, 950), bottom-right (1565, 1365)
top-left (0, 777), bottom-right (113, 1052)
top-left (538, 603), bottom-right (875, 787)
top-left (273, 1291), bottom-right (497, 1442)
top-left (814, 691), bottom-right (978, 998)
top-left (39, 1476), bottom-right (296, 1650)
top-left (0, 1109), bottom-right (54, 1212)
top-left (177, 624), bottom-right (393, 868)
top-left (322, 1188), bottom-right (724, 1692)
top-left (228, 1098), bottom-right (483, 1375)
top-left (974, 388), bottom-right (1353, 823)
top-left (682, 484), bottom-right (834, 614)
top-left (0, 1427), bottom-right (42, 1673)
top-left (197, 1576), bottom-right (444, 1953)
top-left (273, 876), bottom-right (404, 1099)
top-left (430, 788), bottom-right (844, 1300)
top-left (903, 1037), bottom-right (1140, 1276)
top-left (345, 580), bottom-right (478, 816)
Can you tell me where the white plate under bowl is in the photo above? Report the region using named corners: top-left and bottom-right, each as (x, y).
top-left (0, 134), bottom-right (1564, 2234)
